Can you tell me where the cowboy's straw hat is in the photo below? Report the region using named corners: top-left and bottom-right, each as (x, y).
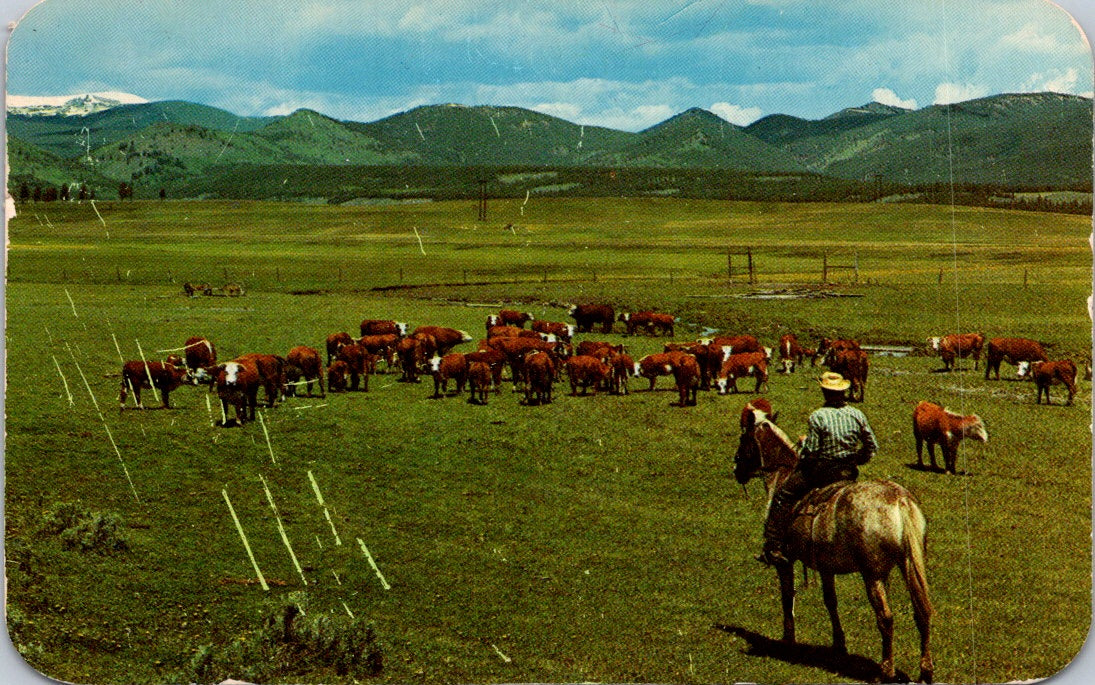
top-left (819, 371), bottom-right (851, 391)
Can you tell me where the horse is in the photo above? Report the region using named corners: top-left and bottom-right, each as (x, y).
top-left (733, 405), bottom-right (934, 683)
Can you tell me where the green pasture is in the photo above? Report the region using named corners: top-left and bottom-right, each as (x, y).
top-left (5, 198), bottom-right (1092, 684)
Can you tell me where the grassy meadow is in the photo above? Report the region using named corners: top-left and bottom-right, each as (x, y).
top-left (5, 198), bottom-right (1092, 684)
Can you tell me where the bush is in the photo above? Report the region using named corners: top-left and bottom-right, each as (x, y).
top-left (40, 502), bottom-right (129, 554)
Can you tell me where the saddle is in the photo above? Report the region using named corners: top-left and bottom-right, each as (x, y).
top-left (792, 480), bottom-right (855, 519)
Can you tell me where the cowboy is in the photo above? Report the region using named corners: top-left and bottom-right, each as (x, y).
top-left (756, 371), bottom-right (878, 566)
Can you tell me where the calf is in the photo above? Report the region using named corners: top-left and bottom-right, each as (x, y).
top-left (928, 333), bottom-right (985, 371)
top-left (287, 346), bottom-right (325, 397)
top-left (429, 353), bottom-right (468, 398)
top-left (119, 360), bottom-right (189, 409)
top-left (778, 334), bottom-right (805, 373)
top-left (326, 332), bottom-right (353, 365)
top-left (565, 355), bottom-right (611, 395)
top-left (618, 310), bottom-right (654, 335)
top-left (360, 319), bottom-right (407, 338)
top-left (337, 343), bottom-right (372, 391)
top-left (214, 360), bottom-right (261, 425)
top-left (635, 352), bottom-right (688, 391)
top-left (984, 337), bottom-right (1047, 380)
top-left (465, 348), bottom-right (507, 393)
top-left (1020, 359), bottom-right (1078, 406)
top-left (671, 354), bottom-right (701, 406)
top-left (609, 353), bottom-right (636, 395)
top-left (715, 352), bottom-right (769, 395)
top-left (826, 348), bottom-right (868, 402)
top-left (467, 361), bottom-right (492, 405)
top-left (912, 401), bottom-right (988, 474)
top-left (649, 312), bottom-right (676, 337)
top-left (569, 303), bottom-right (615, 334)
top-left (412, 326), bottom-right (473, 356)
top-left (523, 351), bottom-right (555, 405)
top-left (235, 353), bottom-right (287, 407)
top-left (327, 361), bottom-right (350, 393)
top-left (531, 320), bottom-right (575, 342)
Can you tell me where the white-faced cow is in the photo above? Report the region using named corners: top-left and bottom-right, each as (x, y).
top-left (984, 337), bottom-right (1047, 380)
top-left (928, 333), bottom-right (985, 371)
top-left (913, 401), bottom-right (988, 474)
top-left (1019, 359), bottom-right (1079, 406)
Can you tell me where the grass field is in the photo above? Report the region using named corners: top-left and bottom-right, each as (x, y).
top-left (5, 198), bottom-right (1091, 684)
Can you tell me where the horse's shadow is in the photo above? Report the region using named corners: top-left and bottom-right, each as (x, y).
top-left (713, 623), bottom-right (910, 683)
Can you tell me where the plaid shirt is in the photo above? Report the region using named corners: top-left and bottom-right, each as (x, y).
top-left (800, 404), bottom-right (878, 464)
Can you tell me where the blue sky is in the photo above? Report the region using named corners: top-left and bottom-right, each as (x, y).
top-left (5, 0), bottom-right (1093, 130)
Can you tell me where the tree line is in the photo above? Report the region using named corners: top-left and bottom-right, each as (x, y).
top-left (15, 181), bottom-right (167, 203)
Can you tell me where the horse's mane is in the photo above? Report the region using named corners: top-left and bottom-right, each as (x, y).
top-left (754, 415), bottom-right (799, 471)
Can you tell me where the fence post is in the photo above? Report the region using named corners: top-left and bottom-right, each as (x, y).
top-left (727, 251), bottom-right (732, 281)
top-left (399, 267), bottom-right (403, 283)
top-left (748, 248), bottom-right (755, 284)
top-left (854, 251), bottom-right (859, 283)
top-left (938, 267), bottom-right (943, 284)
top-left (542, 269), bottom-right (547, 283)
top-left (823, 253), bottom-right (828, 283)
top-left (463, 269), bottom-right (468, 285)
top-left (1023, 269), bottom-right (1028, 288)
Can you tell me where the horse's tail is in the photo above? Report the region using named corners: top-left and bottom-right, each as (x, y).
top-left (900, 497), bottom-right (935, 682)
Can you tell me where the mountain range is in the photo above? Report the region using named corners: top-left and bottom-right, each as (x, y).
top-left (7, 91), bottom-right (1092, 200)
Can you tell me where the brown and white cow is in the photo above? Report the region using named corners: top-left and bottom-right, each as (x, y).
top-left (412, 326), bottom-right (474, 356)
top-left (183, 282), bottom-right (212, 297)
top-left (396, 336), bottom-right (424, 383)
top-left (1019, 359), bottom-right (1079, 406)
top-left (608, 352), bottom-right (637, 395)
top-left (703, 334), bottom-right (763, 357)
top-left (569, 304), bottom-right (615, 334)
top-left (358, 333), bottom-right (400, 371)
top-left (671, 353), bottom-right (701, 406)
top-left (928, 333), bottom-right (985, 371)
top-left (234, 353), bottom-right (287, 407)
top-left (428, 353), bottom-right (468, 398)
top-left (286, 346), bottom-right (325, 397)
top-left (183, 336), bottom-right (217, 382)
top-left (635, 351), bottom-right (689, 391)
top-left (565, 355), bottom-right (611, 395)
top-left (360, 319), bottom-right (408, 338)
top-left (618, 311), bottom-right (654, 335)
top-left (576, 340), bottom-right (625, 362)
top-left (531, 320), bottom-right (576, 342)
top-left (984, 337), bottom-right (1047, 380)
top-left (327, 361), bottom-right (350, 393)
top-left (214, 360), bottom-right (261, 425)
top-left (817, 337), bottom-right (861, 364)
top-left (335, 343), bottom-right (373, 391)
top-left (465, 348), bottom-right (507, 393)
top-left (326, 332), bottom-right (354, 365)
top-left (487, 336), bottom-right (570, 390)
top-left (715, 352), bottom-right (769, 395)
top-left (499, 309), bottom-right (535, 328)
top-left (825, 348), bottom-right (868, 403)
top-left (119, 360), bottom-right (190, 409)
top-left (523, 351), bottom-right (555, 405)
top-left (913, 401), bottom-right (988, 474)
top-left (467, 361), bottom-right (492, 405)
top-left (778, 334), bottom-right (805, 374)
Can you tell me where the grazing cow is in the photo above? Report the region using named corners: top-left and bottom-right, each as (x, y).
top-left (327, 361), bottom-right (349, 393)
top-left (235, 353), bottom-right (287, 407)
top-left (618, 310), bottom-right (654, 335)
top-left (609, 353), bottom-right (636, 395)
top-left (984, 337), bottom-right (1047, 380)
top-left (336, 343), bottom-right (372, 391)
top-left (913, 401), bottom-right (988, 473)
top-left (498, 309), bottom-right (534, 328)
top-left (523, 351), bottom-right (555, 405)
top-left (360, 319), bottom-right (407, 338)
top-left (1019, 360), bottom-right (1079, 406)
top-left (119, 360), bottom-right (189, 409)
top-left (531, 320), bottom-right (575, 342)
top-left (467, 361), bottom-right (492, 404)
top-left (667, 342), bottom-right (725, 390)
top-left (826, 348), bottom-right (869, 402)
top-left (576, 340), bottom-right (625, 361)
top-left (358, 333), bottom-right (400, 371)
top-left (649, 313), bottom-right (677, 337)
top-left (565, 355), bottom-right (611, 395)
top-left (778, 334), bottom-right (806, 374)
top-left (223, 283), bottom-right (244, 297)
top-left (396, 336), bottom-right (424, 383)
top-left (287, 346), bottom-right (325, 397)
top-left (465, 348), bottom-right (507, 392)
top-left (569, 303), bottom-right (615, 334)
top-left (703, 334), bottom-right (762, 356)
top-left (183, 282), bottom-right (212, 297)
top-left (487, 336), bottom-right (569, 389)
top-left (928, 333), bottom-right (985, 371)
top-left (183, 336), bottom-right (217, 384)
top-left (671, 354), bottom-right (701, 406)
top-left (715, 352), bottom-right (769, 395)
top-left (412, 326), bottom-right (473, 356)
top-left (326, 332), bottom-right (354, 365)
top-left (429, 353), bottom-right (468, 398)
top-left (214, 360), bottom-right (261, 425)
top-left (487, 325), bottom-right (544, 340)
top-left (635, 351), bottom-right (689, 391)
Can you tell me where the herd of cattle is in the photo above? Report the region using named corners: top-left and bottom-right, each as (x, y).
top-left (117, 304), bottom-right (1083, 468)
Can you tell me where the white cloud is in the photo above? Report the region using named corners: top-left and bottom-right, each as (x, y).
top-left (1001, 23), bottom-right (1065, 52)
top-left (933, 82), bottom-right (989, 105)
top-left (871, 88), bottom-right (916, 110)
top-left (530, 102), bottom-right (583, 120)
top-left (709, 102), bottom-right (763, 125)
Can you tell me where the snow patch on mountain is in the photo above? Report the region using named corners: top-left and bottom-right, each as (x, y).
top-left (7, 92), bottom-right (148, 116)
